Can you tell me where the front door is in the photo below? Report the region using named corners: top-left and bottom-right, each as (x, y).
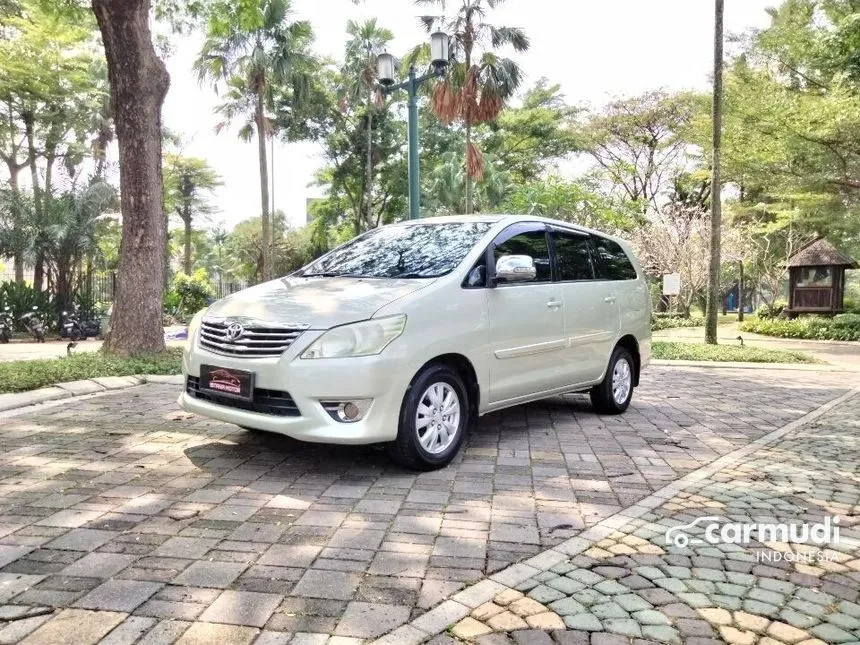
top-left (487, 225), bottom-right (568, 404)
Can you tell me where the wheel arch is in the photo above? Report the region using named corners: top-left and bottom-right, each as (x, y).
top-left (412, 353), bottom-right (481, 419)
top-left (615, 334), bottom-right (641, 387)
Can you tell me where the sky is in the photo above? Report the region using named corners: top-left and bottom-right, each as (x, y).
top-left (161, 0), bottom-right (778, 230)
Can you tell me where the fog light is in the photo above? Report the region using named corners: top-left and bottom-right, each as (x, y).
top-left (321, 399), bottom-right (372, 423)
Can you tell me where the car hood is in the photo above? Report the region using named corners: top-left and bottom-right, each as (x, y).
top-left (204, 276), bottom-right (433, 329)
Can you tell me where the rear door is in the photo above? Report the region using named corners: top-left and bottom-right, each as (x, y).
top-left (487, 223), bottom-right (568, 403)
top-left (550, 228), bottom-right (618, 383)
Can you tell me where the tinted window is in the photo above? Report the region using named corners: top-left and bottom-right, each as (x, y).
top-left (301, 222), bottom-right (492, 279)
top-left (592, 236), bottom-right (637, 280)
top-left (552, 232), bottom-right (595, 281)
top-left (494, 231), bottom-right (551, 283)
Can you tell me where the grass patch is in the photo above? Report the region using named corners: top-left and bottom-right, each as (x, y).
top-left (652, 341), bottom-right (817, 364)
top-left (0, 347), bottom-right (182, 394)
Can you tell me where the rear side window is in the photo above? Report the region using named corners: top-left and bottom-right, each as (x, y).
top-left (592, 236), bottom-right (637, 280)
top-left (551, 232), bottom-right (594, 281)
top-left (494, 231), bottom-right (552, 283)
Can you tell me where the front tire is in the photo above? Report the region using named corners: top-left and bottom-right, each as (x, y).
top-left (590, 346), bottom-right (634, 415)
top-left (389, 364), bottom-right (469, 471)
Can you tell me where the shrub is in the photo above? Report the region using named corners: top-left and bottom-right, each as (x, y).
top-left (0, 348), bottom-right (182, 393)
top-left (739, 315), bottom-right (860, 341)
top-left (756, 299), bottom-right (787, 319)
top-left (164, 269), bottom-right (213, 322)
top-left (652, 341), bottom-right (815, 363)
top-left (651, 315), bottom-right (704, 331)
top-left (0, 281), bottom-right (54, 331)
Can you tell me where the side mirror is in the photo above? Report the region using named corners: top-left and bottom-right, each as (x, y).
top-left (494, 254), bottom-right (537, 284)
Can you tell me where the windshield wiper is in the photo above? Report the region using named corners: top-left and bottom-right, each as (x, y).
top-left (302, 272), bottom-right (366, 278)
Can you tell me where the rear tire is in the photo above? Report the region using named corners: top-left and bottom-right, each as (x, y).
top-left (590, 346), bottom-right (634, 415)
top-left (389, 364), bottom-right (468, 471)
top-left (70, 328), bottom-right (81, 342)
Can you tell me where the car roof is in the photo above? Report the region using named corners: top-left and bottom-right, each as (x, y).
top-left (387, 214), bottom-right (609, 238)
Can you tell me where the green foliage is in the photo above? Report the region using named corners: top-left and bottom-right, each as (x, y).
top-left (651, 341), bottom-right (816, 363)
top-left (164, 269), bottom-right (213, 322)
top-left (651, 315), bottom-right (705, 331)
top-left (0, 348), bottom-right (182, 393)
top-left (0, 280), bottom-right (53, 324)
top-left (739, 314), bottom-right (860, 341)
top-left (501, 175), bottom-right (636, 232)
top-left (756, 299), bottom-right (788, 319)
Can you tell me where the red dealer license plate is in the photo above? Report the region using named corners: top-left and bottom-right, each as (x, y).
top-left (200, 365), bottom-right (254, 401)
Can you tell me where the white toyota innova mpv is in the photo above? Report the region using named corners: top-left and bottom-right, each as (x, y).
top-left (179, 216), bottom-right (651, 469)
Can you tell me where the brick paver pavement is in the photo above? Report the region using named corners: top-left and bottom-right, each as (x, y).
top-left (0, 365), bottom-right (854, 643)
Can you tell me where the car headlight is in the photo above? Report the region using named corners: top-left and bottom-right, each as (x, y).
top-left (301, 315), bottom-right (406, 359)
top-left (187, 308), bottom-right (207, 346)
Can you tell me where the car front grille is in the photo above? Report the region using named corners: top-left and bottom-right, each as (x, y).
top-left (186, 376), bottom-right (301, 417)
top-left (199, 318), bottom-right (308, 358)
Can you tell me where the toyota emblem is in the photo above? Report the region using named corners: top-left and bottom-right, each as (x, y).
top-left (225, 322), bottom-right (244, 342)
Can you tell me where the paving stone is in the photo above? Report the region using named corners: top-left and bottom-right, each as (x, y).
top-left (603, 617), bottom-right (642, 637)
top-left (60, 553), bottom-right (136, 578)
top-left (19, 608), bottom-right (126, 645)
top-left (718, 626), bottom-right (757, 645)
top-left (451, 617), bottom-right (492, 640)
top-left (615, 593), bottom-right (652, 613)
top-left (333, 601), bottom-right (410, 638)
top-left (747, 587), bottom-right (786, 606)
top-left (779, 608), bottom-right (819, 630)
top-left (291, 570), bottom-right (361, 601)
top-left (635, 587), bottom-right (677, 606)
top-left (677, 591), bottom-right (712, 608)
top-left (508, 596), bottom-right (549, 617)
top-left (548, 596), bottom-right (587, 616)
top-left (172, 562), bottom-right (247, 589)
top-left (512, 629), bottom-right (554, 645)
top-left (527, 584), bottom-right (566, 604)
top-left (743, 599), bottom-right (780, 617)
top-left (809, 622), bottom-right (856, 642)
top-left (641, 625), bottom-right (682, 644)
top-left (632, 609), bottom-right (671, 625)
top-left (198, 590), bottom-right (281, 627)
top-left (74, 580), bottom-right (161, 612)
top-left (174, 622), bottom-right (257, 645)
top-left (487, 610), bottom-right (529, 631)
top-left (525, 611), bottom-right (565, 630)
top-left (593, 580), bottom-right (628, 595)
top-left (591, 602), bottom-right (628, 620)
top-left (734, 610), bottom-right (771, 633)
top-left (566, 570), bottom-right (604, 586)
top-left (765, 621), bottom-right (810, 644)
top-left (654, 577), bottom-right (687, 593)
top-left (562, 612), bottom-right (603, 631)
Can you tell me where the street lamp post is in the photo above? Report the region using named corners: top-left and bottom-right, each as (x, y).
top-left (377, 31), bottom-right (449, 220)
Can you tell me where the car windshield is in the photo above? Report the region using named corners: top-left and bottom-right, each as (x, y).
top-left (300, 222), bottom-right (493, 279)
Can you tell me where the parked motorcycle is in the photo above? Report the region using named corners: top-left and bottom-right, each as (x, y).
top-left (20, 306), bottom-right (45, 343)
top-left (0, 306), bottom-right (12, 343)
top-left (61, 308), bottom-right (86, 341)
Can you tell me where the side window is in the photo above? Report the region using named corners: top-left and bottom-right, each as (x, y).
top-left (551, 232), bottom-right (595, 281)
top-left (591, 236), bottom-right (637, 281)
top-left (494, 231), bottom-right (552, 284)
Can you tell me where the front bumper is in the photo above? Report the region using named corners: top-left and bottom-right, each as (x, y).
top-left (177, 330), bottom-right (411, 444)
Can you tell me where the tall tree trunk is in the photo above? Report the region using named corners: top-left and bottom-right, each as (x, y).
top-left (34, 254), bottom-right (44, 292)
top-left (183, 211), bottom-right (192, 275)
top-left (705, 0), bottom-right (724, 345)
top-left (93, 0), bottom-right (169, 355)
top-left (737, 259), bottom-right (745, 322)
top-left (22, 112), bottom-right (41, 220)
top-left (6, 163), bottom-right (25, 284)
top-left (255, 90), bottom-right (271, 282)
top-left (365, 108), bottom-right (374, 229)
top-left (464, 120), bottom-right (473, 214)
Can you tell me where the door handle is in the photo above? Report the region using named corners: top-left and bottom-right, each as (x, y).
top-left (604, 296), bottom-right (617, 304)
top-left (546, 299), bottom-right (563, 309)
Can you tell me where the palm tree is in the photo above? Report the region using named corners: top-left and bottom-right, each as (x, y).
top-left (418, 0), bottom-right (529, 214)
top-left (195, 0), bottom-right (315, 281)
top-left (705, 0), bottom-right (724, 344)
top-left (341, 19), bottom-right (394, 230)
